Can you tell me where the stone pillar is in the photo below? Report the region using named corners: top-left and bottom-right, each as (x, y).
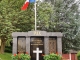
top-left (57, 37), bottom-right (62, 55)
top-left (13, 37), bottom-right (17, 54)
top-left (44, 36), bottom-right (49, 54)
top-left (26, 37), bottom-right (30, 54)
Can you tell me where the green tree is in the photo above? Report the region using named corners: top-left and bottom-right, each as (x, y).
top-left (0, 0), bottom-right (15, 53)
top-left (37, 1), bottom-right (54, 30)
top-left (0, 0), bottom-right (34, 53)
top-left (41, 0), bottom-right (80, 53)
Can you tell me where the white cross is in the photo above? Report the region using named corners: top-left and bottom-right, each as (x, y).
top-left (33, 47), bottom-right (42, 60)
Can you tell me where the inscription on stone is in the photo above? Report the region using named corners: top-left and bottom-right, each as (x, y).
top-left (31, 38), bottom-right (43, 45)
top-left (17, 37), bottom-right (26, 53)
top-left (30, 37), bottom-right (44, 60)
top-left (34, 31), bottom-right (41, 35)
top-left (49, 38), bottom-right (56, 53)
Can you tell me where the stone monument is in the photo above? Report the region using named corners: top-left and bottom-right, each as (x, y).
top-left (12, 31), bottom-right (63, 60)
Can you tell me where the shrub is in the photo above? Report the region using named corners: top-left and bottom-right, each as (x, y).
top-left (19, 53), bottom-right (30, 60)
top-left (12, 53), bottom-right (30, 60)
top-left (12, 54), bottom-right (19, 60)
top-left (77, 51), bottom-right (80, 60)
top-left (43, 53), bottom-right (61, 60)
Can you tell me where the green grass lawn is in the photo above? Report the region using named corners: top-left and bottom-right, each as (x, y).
top-left (0, 53), bottom-right (12, 60)
top-left (0, 46), bottom-right (12, 60)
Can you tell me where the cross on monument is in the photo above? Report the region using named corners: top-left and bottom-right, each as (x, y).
top-left (33, 47), bottom-right (42, 60)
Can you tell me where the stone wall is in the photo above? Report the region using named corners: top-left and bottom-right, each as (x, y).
top-left (12, 31), bottom-right (63, 55)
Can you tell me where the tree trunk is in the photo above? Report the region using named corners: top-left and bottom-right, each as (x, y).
top-left (0, 46), bottom-right (1, 52)
top-left (0, 40), bottom-right (6, 54)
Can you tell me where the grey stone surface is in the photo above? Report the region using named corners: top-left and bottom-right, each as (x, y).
top-left (12, 31), bottom-right (63, 55)
top-left (57, 37), bottom-right (62, 55)
top-left (47, 32), bottom-right (63, 36)
top-left (44, 37), bottom-right (49, 54)
top-left (12, 32), bottom-right (28, 37)
top-left (26, 37), bottom-right (30, 54)
top-left (13, 37), bottom-right (17, 54)
top-left (28, 31), bottom-right (47, 36)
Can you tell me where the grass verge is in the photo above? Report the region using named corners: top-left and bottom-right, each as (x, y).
top-left (0, 53), bottom-right (12, 60)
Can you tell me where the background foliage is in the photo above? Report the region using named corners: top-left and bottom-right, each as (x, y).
top-left (43, 0), bottom-right (80, 53)
top-left (77, 51), bottom-right (80, 60)
top-left (43, 53), bottom-right (61, 60)
top-left (0, 0), bottom-right (80, 53)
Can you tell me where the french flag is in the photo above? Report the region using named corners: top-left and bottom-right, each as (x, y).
top-left (21, 0), bottom-right (35, 10)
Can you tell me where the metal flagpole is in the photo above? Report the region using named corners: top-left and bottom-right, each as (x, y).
top-left (35, 0), bottom-right (37, 31)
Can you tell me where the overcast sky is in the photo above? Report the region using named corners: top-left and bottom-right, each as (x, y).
top-left (39, 0), bottom-right (79, 1)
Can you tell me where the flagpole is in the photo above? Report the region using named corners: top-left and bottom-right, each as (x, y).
top-left (35, 0), bottom-right (37, 31)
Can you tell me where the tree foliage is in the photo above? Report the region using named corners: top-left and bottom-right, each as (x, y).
top-left (42, 0), bottom-right (80, 53)
top-left (0, 0), bottom-right (34, 53)
top-left (37, 1), bottom-right (54, 30)
top-left (0, 0), bottom-right (80, 53)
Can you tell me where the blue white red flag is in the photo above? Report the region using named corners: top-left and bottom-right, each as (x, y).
top-left (21, 0), bottom-right (35, 10)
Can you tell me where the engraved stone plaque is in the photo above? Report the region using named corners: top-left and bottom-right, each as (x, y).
top-left (30, 37), bottom-right (44, 60)
top-left (49, 38), bottom-right (57, 53)
top-left (17, 37), bottom-right (26, 53)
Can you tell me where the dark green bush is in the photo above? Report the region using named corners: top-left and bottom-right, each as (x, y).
top-left (43, 53), bottom-right (61, 60)
top-left (77, 51), bottom-right (80, 60)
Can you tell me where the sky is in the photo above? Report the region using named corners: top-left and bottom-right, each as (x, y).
top-left (37, 0), bottom-right (44, 2)
top-left (37, 0), bottom-right (79, 2)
